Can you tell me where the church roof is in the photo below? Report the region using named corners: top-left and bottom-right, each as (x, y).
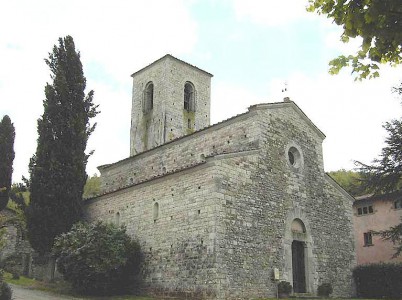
top-left (249, 100), bottom-right (326, 140)
top-left (98, 99), bottom-right (325, 172)
top-left (131, 54), bottom-right (214, 77)
top-left (325, 173), bottom-right (355, 203)
top-left (88, 148), bottom-right (259, 201)
top-left (353, 191), bottom-right (402, 204)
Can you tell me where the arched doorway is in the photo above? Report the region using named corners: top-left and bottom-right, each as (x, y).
top-left (291, 218), bottom-right (307, 293)
top-left (283, 209), bottom-right (316, 294)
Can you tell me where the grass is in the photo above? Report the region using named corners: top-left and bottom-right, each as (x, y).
top-left (4, 272), bottom-right (50, 289)
top-left (3, 272), bottom-right (154, 300)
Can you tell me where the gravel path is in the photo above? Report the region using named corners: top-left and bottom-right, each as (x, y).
top-left (10, 284), bottom-right (85, 300)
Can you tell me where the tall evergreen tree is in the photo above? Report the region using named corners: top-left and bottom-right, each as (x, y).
top-left (26, 36), bottom-right (99, 254)
top-left (0, 115), bottom-right (15, 211)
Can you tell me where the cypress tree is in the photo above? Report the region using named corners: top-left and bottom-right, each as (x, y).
top-left (0, 115), bottom-right (15, 211)
top-left (26, 36), bottom-right (99, 254)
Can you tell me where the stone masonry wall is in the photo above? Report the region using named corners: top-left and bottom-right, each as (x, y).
top-left (130, 55), bottom-right (212, 155)
top-left (212, 105), bottom-right (355, 298)
top-left (0, 225), bottom-right (18, 261)
top-left (86, 162), bottom-right (223, 299)
top-left (99, 111), bottom-right (260, 194)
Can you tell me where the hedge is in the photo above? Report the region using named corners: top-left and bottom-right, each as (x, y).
top-left (353, 263), bottom-right (402, 298)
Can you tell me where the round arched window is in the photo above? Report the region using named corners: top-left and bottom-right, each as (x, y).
top-left (153, 202), bottom-right (159, 221)
top-left (287, 145), bottom-right (303, 169)
top-left (143, 82), bottom-right (154, 113)
top-left (184, 82), bottom-right (195, 112)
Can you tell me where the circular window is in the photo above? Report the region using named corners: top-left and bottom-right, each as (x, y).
top-left (287, 146), bottom-right (302, 169)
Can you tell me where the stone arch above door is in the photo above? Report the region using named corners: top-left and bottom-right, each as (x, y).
top-left (283, 207), bottom-right (317, 294)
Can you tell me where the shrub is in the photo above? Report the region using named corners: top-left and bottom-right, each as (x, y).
top-left (317, 282), bottom-right (333, 297)
top-left (53, 221), bottom-right (141, 295)
top-left (0, 282), bottom-right (12, 300)
top-left (278, 281), bottom-right (292, 294)
top-left (0, 254), bottom-right (21, 278)
top-left (353, 263), bottom-right (402, 298)
top-left (1, 253), bottom-right (21, 273)
top-left (0, 271), bottom-right (12, 300)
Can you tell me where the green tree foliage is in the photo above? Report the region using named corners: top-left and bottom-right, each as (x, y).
top-left (83, 173), bottom-right (101, 199)
top-left (376, 220), bottom-right (402, 257)
top-left (357, 96), bottom-right (402, 194)
top-left (0, 184), bottom-right (28, 256)
top-left (328, 169), bottom-right (365, 196)
top-left (7, 183), bottom-right (29, 241)
top-left (0, 116), bottom-right (15, 211)
top-left (53, 222), bottom-right (141, 295)
top-left (308, 0), bottom-right (402, 80)
top-left (26, 36), bottom-right (99, 255)
top-left (0, 216), bottom-right (8, 251)
top-left (9, 183), bottom-right (28, 209)
top-left (356, 82), bottom-right (402, 256)
top-left (358, 118), bottom-right (402, 193)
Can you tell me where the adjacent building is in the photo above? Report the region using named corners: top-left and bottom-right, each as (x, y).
top-left (353, 193), bottom-right (402, 265)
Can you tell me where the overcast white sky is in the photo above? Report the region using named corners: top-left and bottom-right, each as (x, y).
top-left (1, 0), bottom-right (402, 182)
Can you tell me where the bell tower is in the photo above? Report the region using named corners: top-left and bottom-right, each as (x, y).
top-left (130, 55), bottom-right (213, 155)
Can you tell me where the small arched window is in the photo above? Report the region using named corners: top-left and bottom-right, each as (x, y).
top-left (143, 82), bottom-right (154, 113)
top-left (184, 82), bottom-right (196, 112)
top-left (153, 202), bottom-right (159, 221)
top-left (115, 212), bottom-right (120, 226)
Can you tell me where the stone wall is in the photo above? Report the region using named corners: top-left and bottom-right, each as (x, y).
top-left (86, 161), bottom-right (223, 298)
top-left (0, 209), bottom-right (34, 278)
top-left (99, 110), bottom-right (260, 193)
top-left (211, 105), bottom-right (355, 298)
top-left (0, 225), bottom-right (18, 262)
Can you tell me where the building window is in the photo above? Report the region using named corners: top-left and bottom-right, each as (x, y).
top-left (287, 145), bottom-right (303, 169)
top-left (363, 232), bottom-right (373, 246)
top-left (357, 205), bottom-right (373, 215)
top-left (115, 212), bottom-right (120, 226)
top-left (394, 198), bottom-right (402, 209)
top-left (184, 82), bottom-right (195, 112)
top-left (143, 82), bottom-right (154, 113)
top-left (153, 202), bottom-right (159, 222)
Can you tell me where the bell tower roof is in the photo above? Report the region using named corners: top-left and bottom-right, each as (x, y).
top-left (131, 54), bottom-right (213, 78)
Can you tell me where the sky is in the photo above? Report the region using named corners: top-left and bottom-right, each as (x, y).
top-left (1, 0), bottom-right (402, 182)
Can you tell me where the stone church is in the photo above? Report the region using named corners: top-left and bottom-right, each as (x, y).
top-left (85, 54), bottom-right (356, 299)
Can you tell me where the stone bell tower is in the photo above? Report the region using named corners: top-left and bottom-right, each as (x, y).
top-left (130, 54), bottom-right (213, 155)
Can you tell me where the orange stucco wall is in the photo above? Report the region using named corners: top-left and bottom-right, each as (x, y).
top-left (353, 198), bottom-right (402, 265)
